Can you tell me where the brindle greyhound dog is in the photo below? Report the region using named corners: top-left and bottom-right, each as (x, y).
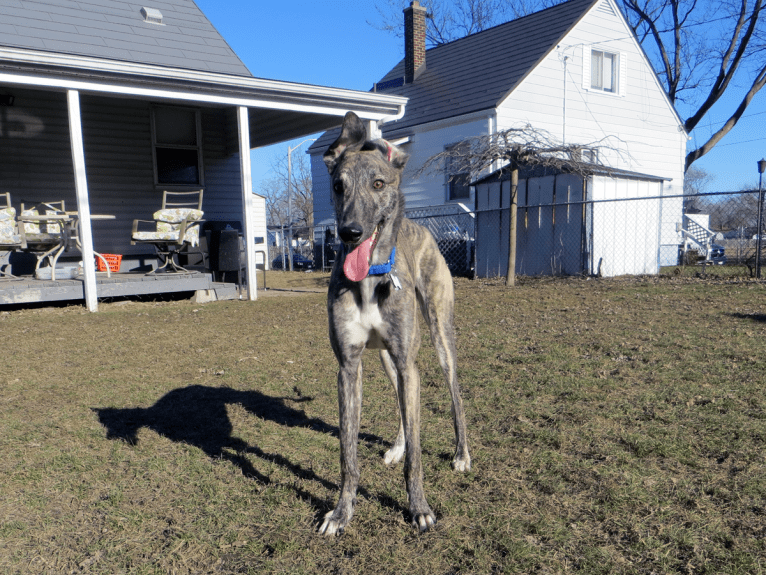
top-left (319, 112), bottom-right (471, 536)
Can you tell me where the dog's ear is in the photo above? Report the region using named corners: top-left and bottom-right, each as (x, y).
top-left (361, 139), bottom-right (410, 171)
top-left (323, 112), bottom-right (367, 173)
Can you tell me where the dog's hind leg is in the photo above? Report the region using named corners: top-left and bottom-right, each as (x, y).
top-left (319, 356), bottom-right (364, 536)
top-left (418, 285), bottom-right (471, 472)
top-left (380, 349), bottom-right (406, 465)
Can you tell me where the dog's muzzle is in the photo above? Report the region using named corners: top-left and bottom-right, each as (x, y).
top-left (341, 223), bottom-right (381, 282)
top-left (339, 224), bottom-right (364, 245)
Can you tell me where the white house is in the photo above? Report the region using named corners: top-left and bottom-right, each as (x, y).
top-left (310, 0), bottom-right (688, 275)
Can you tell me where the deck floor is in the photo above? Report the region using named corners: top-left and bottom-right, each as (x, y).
top-left (0, 271), bottom-right (240, 306)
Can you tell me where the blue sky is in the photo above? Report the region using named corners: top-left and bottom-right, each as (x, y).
top-left (194, 0), bottom-right (402, 191)
top-left (194, 0), bottom-right (766, 193)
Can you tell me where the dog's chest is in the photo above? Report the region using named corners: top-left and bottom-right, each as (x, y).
top-left (345, 283), bottom-right (388, 349)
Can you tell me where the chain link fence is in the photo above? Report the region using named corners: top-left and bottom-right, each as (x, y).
top-left (474, 190), bottom-right (766, 278)
top-left (405, 206), bottom-right (476, 277)
top-left (274, 190), bottom-right (766, 278)
top-left (272, 206), bottom-right (478, 277)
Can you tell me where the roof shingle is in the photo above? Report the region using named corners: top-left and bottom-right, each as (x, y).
top-left (0, 0), bottom-right (253, 76)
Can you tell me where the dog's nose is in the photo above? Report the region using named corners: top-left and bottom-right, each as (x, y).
top-left (339, 225), bottom-right (364, 244)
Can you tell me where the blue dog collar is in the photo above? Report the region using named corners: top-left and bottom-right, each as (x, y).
top-left (368, 247), bottom-right (396, 276)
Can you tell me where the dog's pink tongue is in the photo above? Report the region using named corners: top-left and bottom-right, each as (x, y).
top-left (343, 236), bottom-right (374, 281)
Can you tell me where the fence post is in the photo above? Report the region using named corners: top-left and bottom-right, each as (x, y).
top-left (506, 168), bottom-right (518, 287)
top-left (322, 226), bottom-right (326, 271)
top-left (757, 161), bottom-right (765, 279)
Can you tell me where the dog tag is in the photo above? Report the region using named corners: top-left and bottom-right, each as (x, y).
top-left (389, 272), bottom-right (402, 291)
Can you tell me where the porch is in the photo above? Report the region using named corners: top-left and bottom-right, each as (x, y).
top-left (0, 46), bottom-right (406, 312)
top-left (0, 271), bottom-right (242, 306)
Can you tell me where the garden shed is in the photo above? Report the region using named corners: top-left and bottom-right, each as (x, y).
top-left (473, 166), bottom-right (678, 278)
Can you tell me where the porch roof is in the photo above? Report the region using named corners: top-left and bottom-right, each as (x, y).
top-left (0, 46), bottom-right (408, 147)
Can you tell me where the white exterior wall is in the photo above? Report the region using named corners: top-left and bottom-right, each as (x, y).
top-left (587, 175), bottom-right (664, 276)
top-left (497, 0), bottom-right (685, 184)
top-left (312, 0), bottom-right (688, 262)
top-left (475, 172), bottom-right (665, 278)
top-left (476, 174), bottom-right (586, 278)
top-left (395, 114), bottom-right (492, 210)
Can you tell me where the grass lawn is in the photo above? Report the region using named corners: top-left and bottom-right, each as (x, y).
top-left (1, 272), bottom-right (764, 574)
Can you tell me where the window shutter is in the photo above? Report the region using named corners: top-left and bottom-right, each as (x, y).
top-left (619, 52), bottom-right (627, 96)
top-left (582, 46), bottom-right (591, 90)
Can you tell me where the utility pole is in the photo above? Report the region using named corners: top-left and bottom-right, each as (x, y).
top-left (286, 138), bottom-right (316, 271)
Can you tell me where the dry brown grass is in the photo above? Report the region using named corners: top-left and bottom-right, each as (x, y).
top-left (1, 271), bottom-right (765, 574)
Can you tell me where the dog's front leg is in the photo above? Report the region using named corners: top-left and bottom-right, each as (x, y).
top-left (396, 358), bottom-right (437, 532)
top-left (319, 357), bottom-right (363, 536)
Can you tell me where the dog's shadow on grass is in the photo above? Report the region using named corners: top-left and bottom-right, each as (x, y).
top-left (93, 385), bottom-right (405, 520)
top-left (729, 312), bottom-right (766, 323)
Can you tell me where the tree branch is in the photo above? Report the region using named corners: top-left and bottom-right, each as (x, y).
top-left (684, 0), bottom-right (760, 132)
top-left (685, 61), bottom-right (766, 169)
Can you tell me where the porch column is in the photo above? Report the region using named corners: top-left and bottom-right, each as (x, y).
top-left (67, 90), bottom-right (98, 312)
top-left (237, 106), bottom-right (257, 300)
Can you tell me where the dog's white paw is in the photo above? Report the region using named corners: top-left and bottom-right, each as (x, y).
top-left (452, 453), bottom-right (471, 472)
top-left (412, 511), bottom-right (437, 532)
top-left (384, 443), bottom-right (405, 465)
top-left (318, 511), bottom-right (344, 536)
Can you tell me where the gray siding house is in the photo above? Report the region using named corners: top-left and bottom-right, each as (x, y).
top-left (0, 0), bottom-right (405, 310)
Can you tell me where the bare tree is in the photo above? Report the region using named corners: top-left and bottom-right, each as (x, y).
top-left (419, 126), bottom-right (625, 285)
top-left (684, 166), bottom-right (714, 195)
top-left (620, 0), bottom-right (766, 171)
top-left (683, 165), bottom-right (715, 212)
top-left (259, 150), bottom-right (314, 231)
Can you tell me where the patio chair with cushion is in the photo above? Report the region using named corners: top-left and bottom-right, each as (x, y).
top-left (131, 190), bottom-right (204, 274)
top-left (0, 193), bottom-right (26, 279)
top-left (18, 200), bottom-right (69, 279)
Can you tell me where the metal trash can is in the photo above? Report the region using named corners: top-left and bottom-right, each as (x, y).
top-left (205, 222), bottom-right (243, 291)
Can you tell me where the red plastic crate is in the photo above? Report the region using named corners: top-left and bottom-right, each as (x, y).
top-left (97, 253), bottom-right (122, 272)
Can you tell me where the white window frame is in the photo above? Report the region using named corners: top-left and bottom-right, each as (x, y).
top-left (583, 148), bottom-right (599, 164)
top-left (583, 47), bottom-right (626, 97)
top-left (151, 105), bottom-right (204, 187)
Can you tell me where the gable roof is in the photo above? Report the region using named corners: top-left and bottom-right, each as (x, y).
top-left (0, 0), bottom-right (252, 76)
top-left (309, 0), bottom-right (600, 153)
top-left (372, 0), bottom-right (599, 133)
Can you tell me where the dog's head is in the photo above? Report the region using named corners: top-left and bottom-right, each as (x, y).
top-left (323, 112), bottom-right (409, 281)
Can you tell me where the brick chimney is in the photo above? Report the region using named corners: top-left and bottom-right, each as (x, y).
top-left (404, 1), bottom-right (426, 84)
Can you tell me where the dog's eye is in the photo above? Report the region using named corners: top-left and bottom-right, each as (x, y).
top-left (373, 180), bottom-right (385, 190)
top-left (333, 181), bottom-right (344, 194)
